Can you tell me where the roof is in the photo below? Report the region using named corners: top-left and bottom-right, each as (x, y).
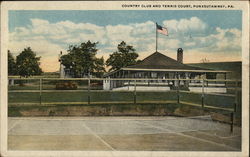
top-left (104, 51), bottom-right (230, 77)
top-left (124, 51), bottom-right (206, 71)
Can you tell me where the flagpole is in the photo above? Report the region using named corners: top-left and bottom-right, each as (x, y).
top-left (156, 23), bottom-right (158, 52)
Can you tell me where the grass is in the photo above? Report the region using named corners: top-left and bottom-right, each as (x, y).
top-left (8, 90), bottom-right (238, 110)
top-left (8, 91), bottom-right (177, 103)
top-left (9, 92), bottom-right (40, 103)
top-left (8, 83), bottom-right (101, 90)
top-left (179, 92), bottom-right (235, 109)
top-left (8, 90), bottom-right (241, 123)
top-left (9, 91), bottom-right (241, 123)
top-left (8, 84), bottom-right (91, 90)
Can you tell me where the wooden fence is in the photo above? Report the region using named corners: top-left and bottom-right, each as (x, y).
top-left (8, 77), bottom-right (241, 132)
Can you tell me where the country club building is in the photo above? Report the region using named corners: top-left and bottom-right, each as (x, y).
top-left (103, 48), bottom-right (230, 93)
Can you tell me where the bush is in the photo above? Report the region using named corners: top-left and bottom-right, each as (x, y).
top-left (55, 81), bottom-right (78, 90)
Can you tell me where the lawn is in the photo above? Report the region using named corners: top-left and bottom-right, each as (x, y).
top-left (8, 90), bottom-right (241, 123)
top-left (179, 92), bottom-right (235, 109)
top-left (8, 91), bottom-right (177, 104)
top-left (8, 90), bottom-right (237, 110)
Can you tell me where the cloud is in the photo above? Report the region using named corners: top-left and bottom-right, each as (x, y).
top-left (193, 27), bottom-right (242, 53)
top-left (159, 39), bottom-right (180, 50)
top-left (9, 17), bottom-right (241, 72)
top-left (31, 19), bottom-right (67, 35)
top-left (131, 21), bottom-right (155, 36)
top-left (31, 19), bottom-right (50, 26)
top-left (182, 50), bottom-right (241, 63)
top-left (163, 17), bottom-right (207, 34)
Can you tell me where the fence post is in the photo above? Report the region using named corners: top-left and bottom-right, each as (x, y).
top-left (201, 78), bottom-right (205, 108)
top-left (39, 78), bottom-right (42, 105)
top-left (224, 73), bottom-right (227, 88)
top-left (88, 78), bottom-right (90, 105)
top-left (234, 81), bottom-right (238, 112)
top-left (134, 80), bottom-right (137, 104)
top-left (230, 81), bottom-right (239, 133)
top-left (230, 112), bottom-right (234, 133)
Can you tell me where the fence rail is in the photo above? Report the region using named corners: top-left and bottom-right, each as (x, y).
top-left (8, 77), bottom-right (241, 81)
top-left (8, 77), bottom-right (241, 111)
top-left (8, 77), bottom-right (242, 133)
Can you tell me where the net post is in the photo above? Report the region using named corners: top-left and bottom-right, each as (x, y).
top-left (202, 78), bottom-right (205, 108)
top-left (88, 78), bottom-right (91, 105)
top-left (39, 78), bottom-right (42, 105)
top-left (134, 80), bottom-right (137, 104)
top-left (230, 112), bottom-right (234, 133)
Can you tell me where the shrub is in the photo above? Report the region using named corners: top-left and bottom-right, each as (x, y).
top-left (55, 81), bottom-right (78, 90)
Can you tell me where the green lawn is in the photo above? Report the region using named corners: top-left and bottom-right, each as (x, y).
top-left (8, 90), bottom-right (237, 109)
top-left (8, 90), bottom-right (242, 122)
top-left (8, 91), bottom-right (177, 104)
top-left (8, 82), bottom-right (101, 90)
top-left (179, 92), bottom-right (235, 109)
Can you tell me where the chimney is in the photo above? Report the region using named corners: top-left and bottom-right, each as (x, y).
top-left (177, 48), bottom-right (183, 63)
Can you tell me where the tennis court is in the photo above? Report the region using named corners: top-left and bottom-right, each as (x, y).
top-left (8, 116), bottom-right (241, 151)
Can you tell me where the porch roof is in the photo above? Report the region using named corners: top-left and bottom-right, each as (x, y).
top-left (104, 51), bottom-right (231, 77)
top-left (121, 68), bottom-right (230, 73)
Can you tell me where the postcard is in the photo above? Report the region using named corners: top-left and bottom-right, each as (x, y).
top-left (1, 1), bottom-right (249, 157)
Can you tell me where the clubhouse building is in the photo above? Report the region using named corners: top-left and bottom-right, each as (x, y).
top-left (103, 48), bottom-right (230, 93)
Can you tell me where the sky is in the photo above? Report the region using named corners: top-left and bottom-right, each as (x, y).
top-left (9, 10), bottom-right (242, 72)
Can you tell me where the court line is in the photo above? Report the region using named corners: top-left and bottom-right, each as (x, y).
top-left (8, 117), bottom-right (240, 137)
top-left (149, 120), bottom-right (233, 139)
top-left (136, 120), bottom-right (239, 151)
top-left (8, 117), bottom-right (240, 151)
top-left (138, 121), bottom-right (212, 134)
top-left (155, 119), bottom-right (241, 139)
top-left (8, 120), bottom-right (20, 132)
top-left (81, 122), bottom-right (116, 151)
top-left (220, 135), bottom-right (241, 139)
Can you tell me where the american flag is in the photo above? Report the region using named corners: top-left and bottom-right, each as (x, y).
top-left (156, 23), bottom-right (168, 36)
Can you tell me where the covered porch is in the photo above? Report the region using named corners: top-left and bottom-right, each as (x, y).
top-left (103, 68), bottom-right (230, 93)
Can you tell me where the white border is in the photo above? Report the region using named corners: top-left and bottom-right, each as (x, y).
top-left (1, 1), bottom-right (249, 157)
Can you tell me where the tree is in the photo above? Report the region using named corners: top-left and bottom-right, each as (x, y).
top-left (106, 41), bottom-right (139, 71)
top-left (16, 47), bottom-right (42, 77)
top-left (61, 41), bottom-right (105, 78)
top-left (94, 57), bottom-right (106, 77)
top-left (8, 50), bottom-right (16, 75)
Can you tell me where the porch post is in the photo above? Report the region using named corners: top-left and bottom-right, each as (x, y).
top-left (134, 80), bottom-right (137, 104)
top-left (177, 76), bottom-right (180, 103)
